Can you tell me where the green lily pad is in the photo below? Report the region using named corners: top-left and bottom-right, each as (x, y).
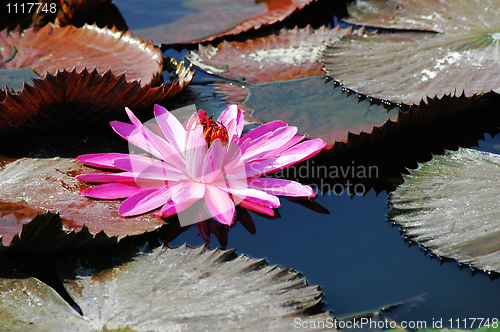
top-left (323, 0), bottom-right (500, 104)
top-left (0, 245), bottom-right (335, 331)
top-left (389, 148), bottom-right (500, 273)
top-left (243, 75), bottom-right (401, 148)
top-left (343, 0), bottom-right (499, 33)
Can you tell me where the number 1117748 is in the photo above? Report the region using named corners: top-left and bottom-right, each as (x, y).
top-left (6, 2), bottom-right (57, 14)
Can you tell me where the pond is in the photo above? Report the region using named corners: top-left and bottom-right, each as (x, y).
top-left (1, 0), bottom-right (500, 330)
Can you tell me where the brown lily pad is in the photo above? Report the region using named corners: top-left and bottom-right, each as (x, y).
top-left (186, 25), bottom-right (367, 84)
top-left (0, 0), bottom-right (128, 33)
top-left (0, 60), bottom-right (193, 133)
top-left (0, 157), bottom-right (165, 239)
top-left (1, 211), bottom-right (116, 253)
top-left (0, 24), bottom-right (162, 86)
top-left (323, 0), bottom-right (500, 104)
top-left (389, 148), bottom-right (500, 273)
top-left (114, 0), bottom-right (319, 44)
top-left (53, 0), bottom-right (128, 31)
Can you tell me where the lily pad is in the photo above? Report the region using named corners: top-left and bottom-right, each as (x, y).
top-left (389, 148), bottom-right (500, 273)
top-left (0, 24), bottom-right (162, 86)
top-left (53, 0), bottom-right (129, 31)
top-left (114, 0), bottom-right (319, 44)
top-left (0, 245), bottom-right (335, 331)
top-left (186, 25), bottom-right (366, 84)
top-left (243, 76), bottom-right (401, 148)
top-left (323, 0), bottom-right (500, 104)
top-left (343, 0), bottom-right (499, 33)
top-left (1, 211), bottom-right (116, 252)
top-left (0, 60), bottom-right (193, 133)
top-left (0, 158), bottom-right (165, 239)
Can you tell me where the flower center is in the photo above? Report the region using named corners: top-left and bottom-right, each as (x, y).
top-left (198, 110), bottom-right (229, 146)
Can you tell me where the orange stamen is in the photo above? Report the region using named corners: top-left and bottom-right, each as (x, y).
top-left (198, 110), bottom-right (229, 146)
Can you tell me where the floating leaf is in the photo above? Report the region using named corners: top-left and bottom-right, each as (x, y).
top-left (328, 91), bottom-right (500, 153)
top-left (0, 245), bottom-right (335, 331)
top-left (0, 158), bottom-right (165, 239)
top-left (243, 76), bottom-right (401, 148)
top-left (53, 0), bottom-right (129, 31)
top-left (389, 148), bottom-right (500, 273)
top-left (0, 0), bottom-right (128, 33)
top-left (114, 0), bottom-right (321, 44)
top-left (0, 24), bottom-right (162, 86)
top-left (342, 0), bottom-right (498, 33)
top-left (1, 211), bottom-right (116, 253)
top-left (187, 25), bottom-right (364, 84)
top-left (0, 61), bottom-right (193, 133)
top-left (323, 0), bottom-right (500, 104)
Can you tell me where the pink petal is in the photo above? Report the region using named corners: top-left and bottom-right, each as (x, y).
top-left (185, 125), bottom-right (207, 180)
top-left (202, 139), bottom-right (224, 183)
top-left (240, 121), bottom-right (287, 143)
top-left (144, 122), bottom-right (167, 141)
top-left (183, 113), bottom-right (197, 130)
top-left (113, 157), bottom-right (188, 181)
top-left (247, 178), bottom-right (315, 197)
top-left (241, 126), bottom-right (298, 162)
top-left (205, 185), bottom-right (235, 226)
top-left (237, 198), bottom-right (275, 216)
top-left (217, 105), bottom-right (239, 128)
top-left (252, 134), bottom-right (306, 162)
top-left (224, 117), bottom-right (239, 142)
top-left (154, 104), bottom-right (187, 155)
top-left (76, 153), bottom-right (130, 169)
top-left (156, 199), bottom-right (197, 219)
top-left (216, 182), bottom-right (280, 208)
top-left (119, 186), bottom-right (172, 216)
top-left (76, 172), bottom-right (137, 183)
top-left (110, 121), bottom-right (164, 160)
top-left (242, 138), bottom-right (326, 178)
top-left (77, 173), bottom-right (168, 188)
top-left (110, 121), bottom-right (186, 170)
top-left (125, 108), bottom-right (187, 166)
top-left (80, 183), bottom-right (143, 199)
top-left (156, 181), bottom-right (205, 218)
top-left (217, 105), bottom-right (244, 141)
top-left (222, 141), bottom-right (244, 174)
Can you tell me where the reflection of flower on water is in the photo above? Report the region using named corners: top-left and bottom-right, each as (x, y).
top-left (160, 202), bottom-right (329, 250)
top-left (76, 104), bottom-right (326, 227)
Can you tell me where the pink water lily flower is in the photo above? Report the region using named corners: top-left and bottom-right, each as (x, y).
top-left (76, 104), bottom-right (326, 226)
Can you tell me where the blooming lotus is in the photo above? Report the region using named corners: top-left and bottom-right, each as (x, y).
top-left (76, 104), bottom-right (326, 226)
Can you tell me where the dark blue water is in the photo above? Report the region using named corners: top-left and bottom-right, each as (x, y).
top-left (159, 16), bottom-right (500, 332)
top-left (170, 134), bottom-right (500, 328)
